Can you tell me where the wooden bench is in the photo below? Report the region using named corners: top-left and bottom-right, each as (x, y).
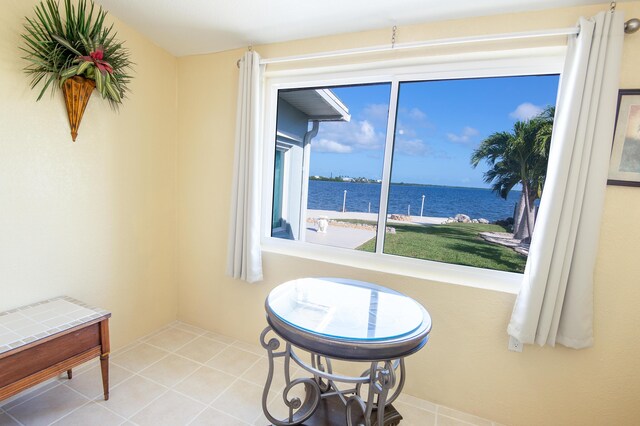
top-left (0, 297), bottom-right (111, 401)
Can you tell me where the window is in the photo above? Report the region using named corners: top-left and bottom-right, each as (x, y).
top-left (262, 53), bottom-right (563, 287)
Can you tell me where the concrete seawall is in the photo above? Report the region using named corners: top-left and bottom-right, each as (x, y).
top-left (307, 209), bottom-right (447, 225)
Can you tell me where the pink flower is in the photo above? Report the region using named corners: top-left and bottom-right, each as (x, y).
top-left (79, 47), bottom-right (113, 74)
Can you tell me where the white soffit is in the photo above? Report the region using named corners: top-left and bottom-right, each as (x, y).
top-left (97, 0), bottom-right (615, 57)
top-left (280, 89), bottom-right (351, 122)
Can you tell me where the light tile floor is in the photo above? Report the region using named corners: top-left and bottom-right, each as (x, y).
top-left (0, 321), bottom-right (499, 426)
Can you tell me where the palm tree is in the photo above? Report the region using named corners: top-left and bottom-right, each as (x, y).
top-left (471, 107), bottom-right (554, 242)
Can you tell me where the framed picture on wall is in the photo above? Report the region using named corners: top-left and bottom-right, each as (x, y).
top-left (608, 89), bottom-right (640, 186)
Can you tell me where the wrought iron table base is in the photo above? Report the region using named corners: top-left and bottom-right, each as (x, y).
top-left (261, 326), bottom-right (405, 426)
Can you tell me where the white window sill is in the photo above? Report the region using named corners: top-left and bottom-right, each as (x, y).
top-left (261, 237), bottom-right (522, 295)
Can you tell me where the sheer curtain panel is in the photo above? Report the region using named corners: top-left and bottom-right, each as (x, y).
top-left (508, 11), bottom-right (625, 349)
top-left (226, 51), bottom-right (264, 283)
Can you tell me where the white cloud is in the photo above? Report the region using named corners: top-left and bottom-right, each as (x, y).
top-left (446, 126), bottom-right (479, 144)
top-left (509, 102), bottom-right (543, 121)
top-left (395, 139), bottom-right (429, 156)
top-left (395, 107), bottom-right (431, 140)
top-left (362, 104), bottom-right (389, 121)
top-left (312, 139), bottom-right (353, 153)
top-left (355, 120), bottom-right (377, 146)
top-left (409, 108), bottom-right (427, 121)
top-left (313, 118), bottom-right (385, 153)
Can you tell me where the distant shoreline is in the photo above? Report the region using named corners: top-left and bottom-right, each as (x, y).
top-left (309, 176), bottom-right (497, 192)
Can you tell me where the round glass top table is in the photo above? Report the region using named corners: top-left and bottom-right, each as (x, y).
top-left (260, 277), bottom-right (432, 426)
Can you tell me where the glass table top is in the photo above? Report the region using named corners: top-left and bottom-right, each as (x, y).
top-left (266, 278), bottom-right (429, 342)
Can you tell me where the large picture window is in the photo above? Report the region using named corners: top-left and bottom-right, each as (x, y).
top-left (263, 58), bottom-right (561, 277)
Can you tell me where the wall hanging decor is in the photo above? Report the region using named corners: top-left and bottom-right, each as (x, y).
top-left (608, 89), bottom-right (640, 186)
top-left (21, 0), bottom-right (132, 141)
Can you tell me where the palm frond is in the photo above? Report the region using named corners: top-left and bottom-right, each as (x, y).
top-left (21, 0), bottom-right (132, 108)
top-left (471, 106), bottom-right (555, 201)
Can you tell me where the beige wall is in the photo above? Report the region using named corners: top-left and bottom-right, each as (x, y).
top-left (177, 3), bottom-right (640, 425)
top-left (0, 0), bottom-right (179, 348)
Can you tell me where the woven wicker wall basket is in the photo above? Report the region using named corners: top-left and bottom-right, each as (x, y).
top-left (62, 76), bottom-right (96, 142)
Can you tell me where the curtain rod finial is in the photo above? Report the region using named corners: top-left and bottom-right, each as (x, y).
top-left (625, 18), bottom-right (640, 34)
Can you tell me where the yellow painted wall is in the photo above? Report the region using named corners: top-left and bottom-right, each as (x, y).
top-left (0, 0), bottom-right (179, 348)
top-left (177, 2), bottom-right (640, 425)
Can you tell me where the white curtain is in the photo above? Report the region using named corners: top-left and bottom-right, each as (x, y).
top-left (226, 51), bottom-right (264, 283)
top-left (508, 11), bottom-right (624, 349)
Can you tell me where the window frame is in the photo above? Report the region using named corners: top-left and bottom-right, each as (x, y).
top-left (260, 47), bottom-right (566, 294)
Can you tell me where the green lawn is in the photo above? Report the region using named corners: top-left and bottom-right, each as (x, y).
top-left (356, 222), bottom-right (526, 273)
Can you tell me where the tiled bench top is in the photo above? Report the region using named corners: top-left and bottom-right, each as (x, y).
top-left (0, 296), bottom-right (110, 355)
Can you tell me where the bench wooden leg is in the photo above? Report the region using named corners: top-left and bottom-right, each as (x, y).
top-left (67, 369), bottom-right (72, 379)
top-left (100, 319), bottom-right (110, 401)
top-left (100, 354), bottom-right (109, 400)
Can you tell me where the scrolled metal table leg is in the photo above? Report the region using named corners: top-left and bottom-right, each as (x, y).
top-left (374, 360), bottom-right (396, 426)
top-left (351, 359), bottom-right (402, 426)
top-left (260, 327), bottom-right (321, 425)
top-left (384, 359), bottom-right (405, 406)
top-left (311, 353), bottom-right (333, 393)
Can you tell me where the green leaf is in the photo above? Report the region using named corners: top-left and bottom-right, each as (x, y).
top-left (51, 34), bottom-right (82, 55)
top-left (94, 69), bottom-right (104, 95)
top-left (78, 32), bottom-right (94, 53)
top-left (36, 74), bottom-right (57, 101)
top-left (59, 65), bottom-right (79, 79)
top-left (104, 75), bottom-right (121, 103)
top-left (76, 60), bottom-right (92, 75)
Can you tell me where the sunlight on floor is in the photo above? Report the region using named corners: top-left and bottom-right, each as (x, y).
top-left (0, 321), bottom-right (499, 425)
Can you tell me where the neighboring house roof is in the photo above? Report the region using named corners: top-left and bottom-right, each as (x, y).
top-left (279, 89), bottom-right (350, 122)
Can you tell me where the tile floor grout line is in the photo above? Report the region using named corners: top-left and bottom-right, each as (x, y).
top-left (2, 380), bottom-right (63, 412)
top-left (77, 370), bottom-right (173, 422)
top-left (138, 335), bottom-right (207, 358)
top-left (123, 339), bottom-right (243, 380)
top-left (230, 341), bottom-right (269, 357)
top-left (145, 322), bottom-right (256, 356)
top-left (145, 331), bottom-right (202, 354)
top-left (59, 382), bottom-right (130, 423)
top-left (110, 347), bottom-right (238, 383)
top-left (2, 409), bottom-right (25, 426)
top-left (197, 331), bottom-right (238, 346)
top-left (144, 374), bottom-right (216, 407)
top-left (206, 386), bottom-right (258, 426)
top-left (438, 404), bottom-right (494, 426)
top-left (437, 413), bottom-right (481, 426)
top-left (144, 373), bottom-right (254, 425)
top-left (123, 350), bottom-right (172, 376)
top-left (396, 394), bottom-right (438, 413)
top-left (237, 356), bottom-right (267, 381)
top-left (183, 405), bottom-right (214, 426)
top-left (206, 375), bottom-right (270, 424)
top-left (123, 368), bottom-right (218, 412)
top-left (171, 322), bottom-right (208, 337)
top-left (224, 341), bottom-right (268, 358)
top-left (123, 385), bottom-right (172, 422)
top-left (43, 398), bottom-right (94, 425)
top-left (209, 406), bottom-right (253, 426)
top-left (165, 343), bottom-right (232, 369)
top-left (207, 376), bottom-right (243, 406)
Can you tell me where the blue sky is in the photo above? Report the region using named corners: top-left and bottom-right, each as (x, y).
top-left (308, 75), bottom-right (560, 188)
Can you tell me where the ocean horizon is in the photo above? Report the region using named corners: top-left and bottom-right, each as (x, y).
top-left (307, 180), bottom-right (521, 222)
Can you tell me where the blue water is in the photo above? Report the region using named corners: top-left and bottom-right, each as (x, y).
top-left (307, 180), bottom-right (521, 222)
